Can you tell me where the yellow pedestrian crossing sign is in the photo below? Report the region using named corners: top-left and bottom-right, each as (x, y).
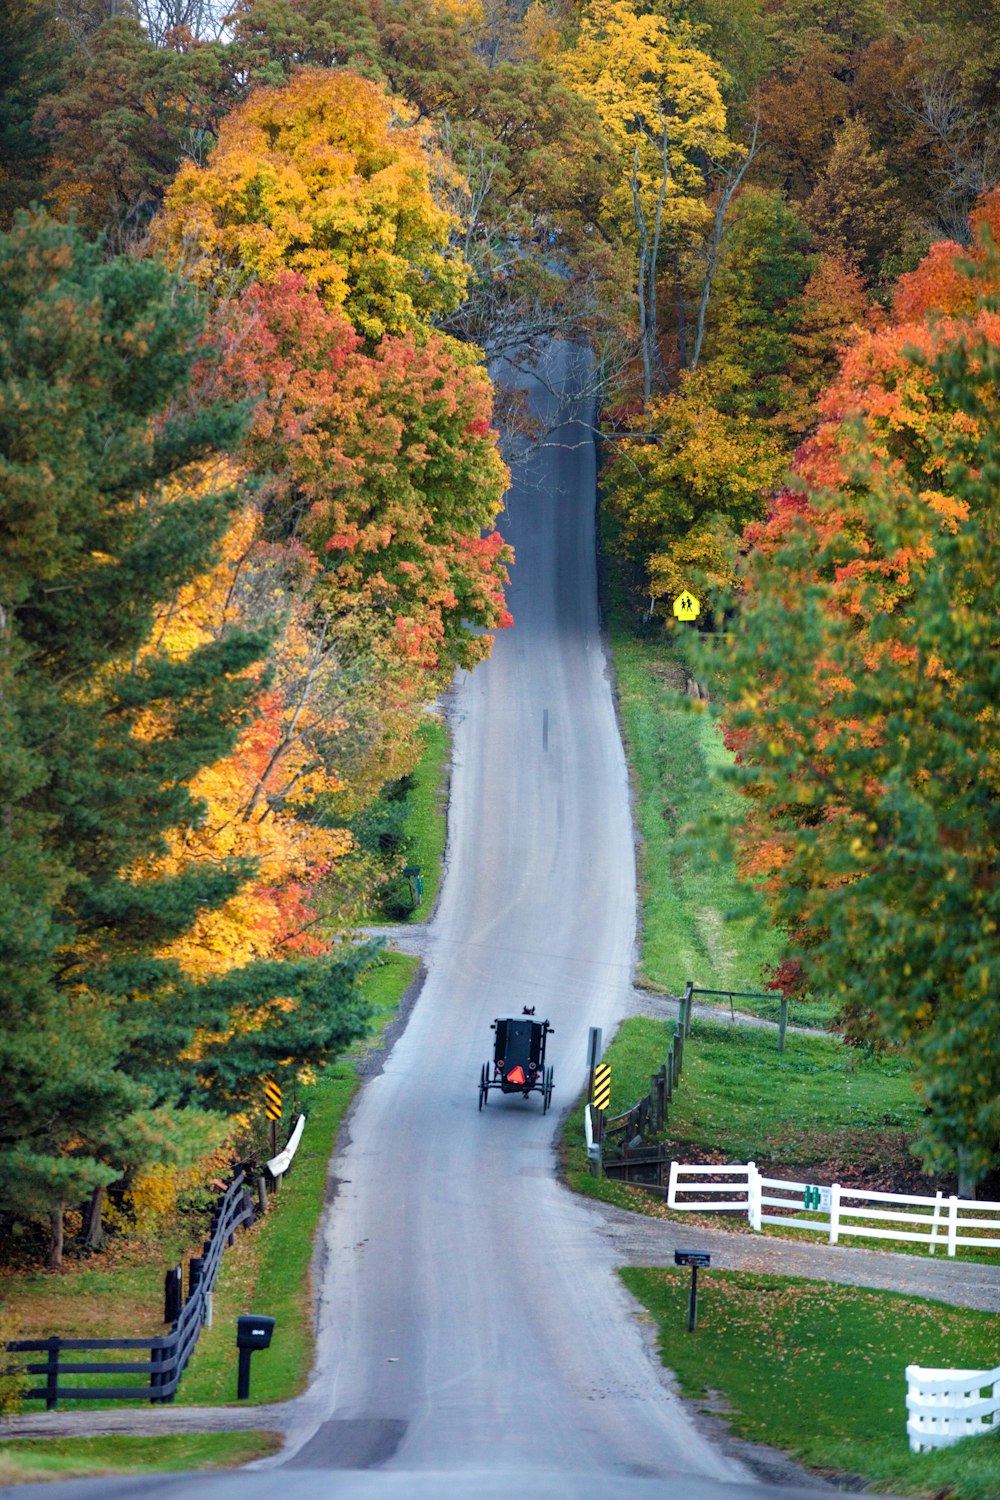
top-left (592, 1063), bottom-right (611, 1112)
top-left (673, 591), bottom-right (701, 622)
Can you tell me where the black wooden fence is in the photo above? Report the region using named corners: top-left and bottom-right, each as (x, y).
top-left (7, 1172), bottom-right (254, 1407)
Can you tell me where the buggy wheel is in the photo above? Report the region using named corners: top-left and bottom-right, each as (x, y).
top-left (479, 1063), bottom-right (488, 1110)
top-left (543, 1066), bottom-right (554, 1113)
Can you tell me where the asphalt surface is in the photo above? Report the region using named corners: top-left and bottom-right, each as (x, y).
top-left (0, 346), bottom-right (871, 1498)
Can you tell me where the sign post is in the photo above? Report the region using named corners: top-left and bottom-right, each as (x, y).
top-left (591, 1062), bottom-right (611, 1142)
top-left (674, 1250), bottom-right (711, 1332)
top-left (264, 1079), bottom-right (282, 1181)
top-left (586, 1027), bottom-right (602, 1112)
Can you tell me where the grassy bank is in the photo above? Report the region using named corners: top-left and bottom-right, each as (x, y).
top-left (175, 950), bottom-right (420, 1406)
top-left (563, 1014), bottom-right (926, 1198)
top-left (2, 951), bottom-right (420, 1410)
top-left (604, 543), bottom-right (833, 1027)
top-left (399, 714), bottom-right (449, 922)
top-left (0, 1433), bottom-right (281, 1485)
top-left (622, 1266), bottom-right (1000, 1500)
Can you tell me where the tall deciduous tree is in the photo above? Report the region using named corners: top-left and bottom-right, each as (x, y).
top-left (560, 0), bottom-right (732, 399)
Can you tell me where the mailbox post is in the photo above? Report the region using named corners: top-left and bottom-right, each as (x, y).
top-left (674, 1250), bottom-right (710, 1333)
top-left (236, 1315), bottom-right (275, 1399)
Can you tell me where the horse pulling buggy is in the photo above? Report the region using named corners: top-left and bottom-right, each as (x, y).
top-left (479, 1010), bottom-right (554, 1112)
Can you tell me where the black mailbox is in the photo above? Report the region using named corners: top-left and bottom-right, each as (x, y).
top-left (674, 1250), bottom-right (711, 1268)
top-left (237, 1315), bottom-right (275, 1350)
top-left (674, 1251), bottom-right (710, 1332)
top-left (236, 1314), bottom-right (275, 1399)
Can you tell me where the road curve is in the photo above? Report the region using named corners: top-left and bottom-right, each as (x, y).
top-left (0, 346), bottom-right (849, 1499)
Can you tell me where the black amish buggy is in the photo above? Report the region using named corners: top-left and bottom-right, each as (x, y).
top-left (479, 1009), bottom-right (554, 1112)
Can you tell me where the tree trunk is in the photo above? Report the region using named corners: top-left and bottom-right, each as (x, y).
top-left (81, 1184), bottom-right (106, 1249)
top-left (48, 1204), bottom-right (65, 1270)
top-left (674, 249), bottom-right (688, 369)
top-left (957, 1148), bottom-right (977, 1200)
top-left (630, 145), bottom-right (652, 406)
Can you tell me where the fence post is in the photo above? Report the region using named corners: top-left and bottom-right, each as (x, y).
top-left (675, 1028), bottom-right (684, 1081)
top-left (747, 1161), bottom-right (761, 1231)
top-left (667, 1158), bottom-right (678, 1208)
top-left (682, 981), bottom-right (694, 1037)
top-left (188, 1255), bottom-right (204, 1307)
top-left (44, 1336), bottom-right (60, 1411)
top-left (829, 1182), bottom-right (841, 1244)
top-left (947, 1195), bottom-right (958, 1257)
top-left (778, 998), bottom-right (788, 1054)
top-left (928, 1191), bottom-right (943, 1256)
top-left (665, 1045), bottom-right (674, 1101)
top-left (657, 1065), bottom-right (667, 1128)
top-left (164, 1264), bottom-right (183, 1324)
top-left (149, 1341), bottom-right (163, 1404)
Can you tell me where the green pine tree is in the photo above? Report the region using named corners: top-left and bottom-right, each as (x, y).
top-left (0, 214), bottom-right (369, 1264)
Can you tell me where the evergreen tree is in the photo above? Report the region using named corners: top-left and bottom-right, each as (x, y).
top-left (0, 215), bottom-right (369, 1263)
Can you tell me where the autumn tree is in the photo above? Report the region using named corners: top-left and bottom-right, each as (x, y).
top-left (560, 0), bottom-right (732, 399)
top-left (154, 67), bottom-right (468, 341)
top-left (33, 13), bottom-right (240, 237)
top-left (713, 195), bottom-right (1000, 1187)
top-left (604, 360), bottom-right (786, 611)
top-left (219, 273), bottom-right (512, 709)
top-left (802, 115), bottom-right (900, 277)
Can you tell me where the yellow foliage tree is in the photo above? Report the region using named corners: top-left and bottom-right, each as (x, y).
top-left (136, 500), bottom-right (353, 977)
top-left (153, 68), bottom-right (468, 341)
top-left (559, 0), bottom-right (732, 398)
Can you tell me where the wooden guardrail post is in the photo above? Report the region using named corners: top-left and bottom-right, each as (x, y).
top-left (675, 1028), bottom-right (684, 1080)
top-left (682, 981), bottom-right (694, 1037)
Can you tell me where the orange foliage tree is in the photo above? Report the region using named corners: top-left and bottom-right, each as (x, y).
top-left (715, 190), bottom-right (1000, 1181)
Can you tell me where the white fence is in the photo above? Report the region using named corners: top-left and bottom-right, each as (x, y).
top-left (667, 1160), bottom-right (1000, 1257)
top-left (906, 1364), bottom-right (1000, 1450)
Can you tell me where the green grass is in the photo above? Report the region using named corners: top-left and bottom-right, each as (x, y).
top-left (400, 714), bottom-right (449, 921)
top-left (574, 1015), bottom-right (921, 1175)
top-left (621, 1266), bottom-right (1000, 1499)
top-left (603, 541), bottom-right (834, 1027)
top-left (0, 1432), bottom-right (281, 1483)
top-left (178, 950), bottom-right (420, 1405)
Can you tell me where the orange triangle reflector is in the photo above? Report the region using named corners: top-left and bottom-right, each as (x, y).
top-left (507, 1066), bottom-right (526, 1085)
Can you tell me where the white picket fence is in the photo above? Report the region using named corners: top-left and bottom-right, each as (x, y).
top-left (906, 1364), bottom-right (1000, 1451)
top-left (666, 1160), bottom-right (1000, 1257)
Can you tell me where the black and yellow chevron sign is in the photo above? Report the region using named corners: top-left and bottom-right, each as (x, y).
top-left (264, 1079), bottom-right (282, 1121)
top-left (592, 1063), bottom-right (611, 1112)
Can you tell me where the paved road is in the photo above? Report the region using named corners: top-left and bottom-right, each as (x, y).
top-left (278, 341), bottom-right (751, 1486)
top-left (0, 347), bottom-right (853, 1498)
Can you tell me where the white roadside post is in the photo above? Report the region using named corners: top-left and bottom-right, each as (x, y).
top-left (747, 1161), bottom-right (762, 1231)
